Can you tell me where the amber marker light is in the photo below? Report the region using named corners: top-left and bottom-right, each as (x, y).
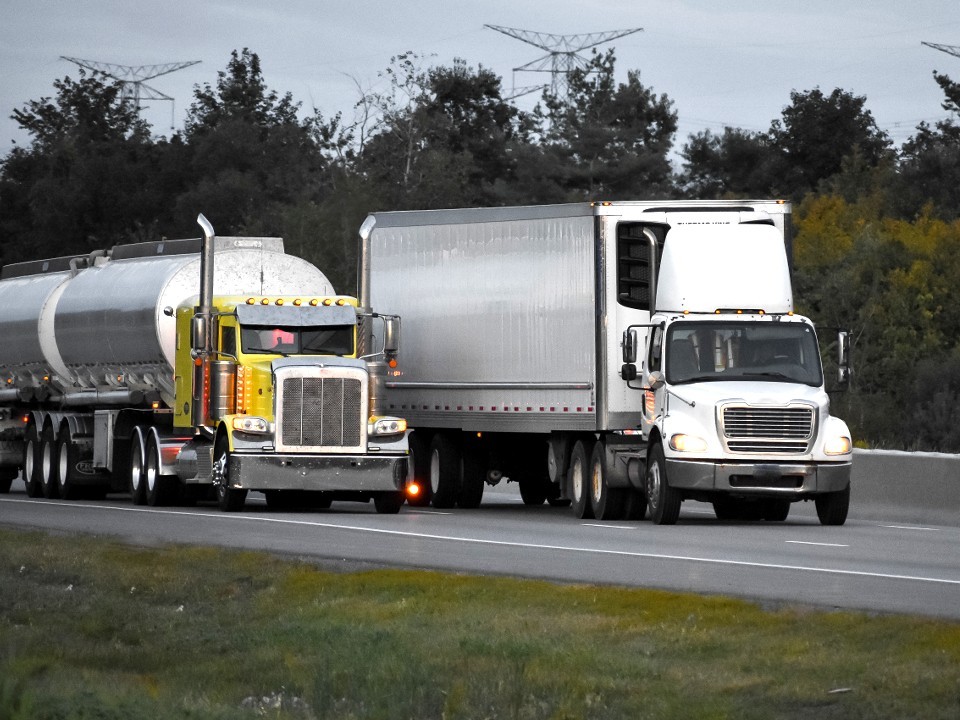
top-left (309, 299), bottom-right (319, 306)
top-left (293, 298), bottom-right (302, 306)
top-left (323, 298), bottom-right (333, 306)
top-left (260, 298), bottom-right (269, 305)
top-left (406, 482), bottom-right (421, 499)
top-left (246, 298), bottom-right (256, 305)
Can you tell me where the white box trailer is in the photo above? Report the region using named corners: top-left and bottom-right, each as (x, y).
top-left (360, 200), bottom-right (853, 524)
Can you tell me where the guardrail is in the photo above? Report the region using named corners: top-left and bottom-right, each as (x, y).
top-left (851, 449), bottom-right (959, 527)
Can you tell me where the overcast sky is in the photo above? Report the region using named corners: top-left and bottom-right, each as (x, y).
top-left (3, 1), bottom-right (960, 163)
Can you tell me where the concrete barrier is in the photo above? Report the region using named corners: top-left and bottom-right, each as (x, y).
top-left (850, 449), bottom-right (960, 527)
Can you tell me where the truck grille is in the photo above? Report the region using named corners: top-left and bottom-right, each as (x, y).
top-left (276, 372), bottom-right (365, 453)
top-left (721, 405), bottom-right (814, 454)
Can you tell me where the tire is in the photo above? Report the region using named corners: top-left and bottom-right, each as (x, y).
top-left (519, 478), bottom-right (548, 506)
top-left (763, 499), bottom-right (791, 522)
top-left (815, 486), bottom-right (849, 526)
top-left (458, 443), bottom-right (485, 509)
top-left (145, 433), bottom-right (178, 507)
top-left (23, 423), bottom-right (43, 498)
top-left (374, 491), bottom-right (404, 514)
top-left (646, 442), bottom-right (681, 525)
top-left (264, 490), bottom-right (300, 510)
top-left (567, 439), bottom-right (594, 519)
top-left (213, 433), bottom-right (246, 512)
top-left (54, 425), bottom-right (82, 500)
top-left (129, 428), bottom-right (148, 505)
top-left (712, 496), bottom-right (740, 520)
top-left (0, 467), bottom-right (18, 494)
top-left (428, 434), bottom-right (461, 509)
top-left (589, 440), bottom-right (627, 521)
top-left (623, 489), bottom-right (647, 520)
top-left (405, 432), bottom-right (432, 507)
top-left (39, 424), bottom-right (59, 499)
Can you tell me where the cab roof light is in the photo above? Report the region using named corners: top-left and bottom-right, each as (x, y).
top-left (309, 298), bottom-right (319, 306)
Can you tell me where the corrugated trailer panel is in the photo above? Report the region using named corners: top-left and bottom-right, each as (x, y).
top-left (369, 209), bottom-right (598, 432)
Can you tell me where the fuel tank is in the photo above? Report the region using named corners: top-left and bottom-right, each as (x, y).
top-left (0, 237), bottom-right (333, 405)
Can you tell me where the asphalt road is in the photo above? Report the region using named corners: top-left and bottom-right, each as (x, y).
top-left (2, 481), bottom-right (958, 620)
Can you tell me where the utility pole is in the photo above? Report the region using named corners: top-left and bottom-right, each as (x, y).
top-left (60, 57), bottom-right (201, 130)
top-left (485, 24), bottom-right (642, 100)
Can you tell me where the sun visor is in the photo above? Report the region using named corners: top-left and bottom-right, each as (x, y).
top-left (235, 303), bottom-right (357, 327)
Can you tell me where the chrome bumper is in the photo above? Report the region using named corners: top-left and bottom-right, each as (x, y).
top-left (228, 453), bottom-right (407, 492)
top-left (665, 458), bottom-right (851, 495)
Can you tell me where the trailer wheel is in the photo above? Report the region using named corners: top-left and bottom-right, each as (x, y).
top-left (589, 441), bottom-right (627, 521)
top-left (39, 424), bottom-right (59, 499)
top-left (213, 433), bottom-right (246, 512)
top-left (815, 486), bottom-right (849, 526)
top-left (374, 491), bottom-right (404, 514)
top-left (406, 432), bottom-right (432, 507)
top-left (23, 423), bottom-right (42, 498)
top-left (129, 427), bottom-right (148, 505)
top-left (145, 433), bottom-right (177, 507)
top-left (0, 467), bottom-right (18, 494)
top-left (54, 425), bottom-right (82, 500)
top-left (458, 443), bottom-right (486, 509)
top-left (647, 442), bottom-right (681, 525)
top-left (428, 434), bottom-right (461, 509)
top-left (567, 439), bottom-right (594, 519)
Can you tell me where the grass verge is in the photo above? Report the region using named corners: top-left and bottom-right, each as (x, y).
top-left (0, 527), bottom-right (958, 719)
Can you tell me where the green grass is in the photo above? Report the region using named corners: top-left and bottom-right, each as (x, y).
top-left (1, 528), bottom-right (958, 719)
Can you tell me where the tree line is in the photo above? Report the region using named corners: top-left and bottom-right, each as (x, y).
top-left (3, 48), bottom-right (960, 452)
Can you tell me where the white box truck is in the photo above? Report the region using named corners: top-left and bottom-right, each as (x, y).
top-left (360, 200), bottom-right (853, 524)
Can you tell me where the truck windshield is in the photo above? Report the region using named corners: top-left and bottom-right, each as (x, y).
top-left (665, 321), bottom-right (822, 387)
top-left (240, 325), bottom-right (354, 356)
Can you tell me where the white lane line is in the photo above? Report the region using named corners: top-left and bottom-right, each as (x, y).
top-left (879, 524), bottom-right (941, 532)
top-left (785, 540), bottom-right (849, 548)
top-left (582, 523), bottom-right (636, 530)
top-left (3, 497), bottom-right (959, 587)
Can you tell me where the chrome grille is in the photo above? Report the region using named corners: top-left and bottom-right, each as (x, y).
top-left (722, 406), bottom-right (814, 454)
top-left (280, 376), bottom-right (363, 450)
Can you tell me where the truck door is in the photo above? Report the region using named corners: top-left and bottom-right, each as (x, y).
top-left (641, 323), bottom-right (664, 438)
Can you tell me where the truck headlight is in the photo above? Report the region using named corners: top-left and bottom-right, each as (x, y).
top-left (369, 417), bottom-right (407, 437)
top-left (824, 435), bottom-right (852, 455)
top-left (232, 416), bottom-right (270, 434)
top-left (669, 433), bottom-right (708, 453)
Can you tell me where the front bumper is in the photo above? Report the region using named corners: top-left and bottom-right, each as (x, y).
top-left (228, 452), bottom-right (407, 492)
top-left (665, 458), bottom-right (851, 495)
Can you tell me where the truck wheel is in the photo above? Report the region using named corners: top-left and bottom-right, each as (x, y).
top-left (55, 425), bottom-right (81, 500)
top-left (815, 486), bottom-right (849, 526)
top-left (0, 467), bottom-right (17, 494)
top-left (406, 432), bottom-right (432, 507)
top-left (590, 441), bottom-right (627, 521)
top-left (145, 434), bottom-right (177, 507)
top-left (39, 424), bottom-right (59, 499)
top-left (428, 434), bottom-right (461, 509)
top-left (129, 428), bottom-right (148, 505)
top-left (458, 443), bottom-right (485, 509)
top-left (23, 423), bottom-right (43, 498)
top-left (374, 491), bottom-right (404, 514)
top-left (519, 478), bottom-right (547, 505)
top-left (646, 443), bottom-right (681, 525)
top-left (213, 434), bottom-right (246, 512)
top-left (763, 499), bottom-right (791, 522)
top-left (567, 439), bottom-right (594, 519)
top-left (712, 497), bottom-right (739, 520)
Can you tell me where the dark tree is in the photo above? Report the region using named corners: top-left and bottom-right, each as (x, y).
top-left (678, 127), bottom-right (780, 198)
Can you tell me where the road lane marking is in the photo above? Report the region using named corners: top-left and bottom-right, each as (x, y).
top-left (3, 497), bottom-right (960, 588)
top-left (582, 523), bottom-right (636, 530)
top-left (785, 541), bottom-right (849, 548)
top-left (879, 524), bottom-right (940, 532)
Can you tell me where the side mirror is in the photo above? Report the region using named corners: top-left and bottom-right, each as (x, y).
top-left (383, 316), bottom-right (400, 356)
top-left (837, 330), bottom-right (852, 385)
top-left (621, 364), bottom-right (637, 381)
top-left (647, 370), bottom-right (665, 390)
top-left (622, 328), bottom-right (638, 364)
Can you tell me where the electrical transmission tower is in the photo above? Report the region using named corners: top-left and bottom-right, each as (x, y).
top-left (60, 56), bottom-right (201, 130)
top-left (922, 41), bottom-right (960, 60)
top-left (485, 24), bottom-right (643, 100)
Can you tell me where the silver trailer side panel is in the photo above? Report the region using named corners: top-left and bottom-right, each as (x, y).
top-left (369, 208), bottom-right (598, 433)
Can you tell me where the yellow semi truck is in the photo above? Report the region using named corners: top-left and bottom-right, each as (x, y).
top-left (0, 215), bottom-right (408, 513)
